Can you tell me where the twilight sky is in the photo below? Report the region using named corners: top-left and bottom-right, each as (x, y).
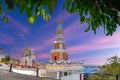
top-left (0, 1), bottom-right (120, 65)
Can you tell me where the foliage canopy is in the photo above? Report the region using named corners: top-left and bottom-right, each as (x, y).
top-left (0, 0), bottom-right (57, 24)
top-left (90, 56), bottom-right (120, 80)
top-left (0, 0), bottom-right (120, 36)
top-left (4, 55), bottom-right (11, 62)
top-left (64, 0), bottom-right (120, 36)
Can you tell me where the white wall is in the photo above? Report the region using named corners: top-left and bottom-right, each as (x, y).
top-left (0, 56), bottom-right (5, 61)
top-left (0, 64), bottom-right (9, 71)
top-left (38, 69), bottom-right (47, 77)
top-left (61, 74), bottom-right (83, 80)
top-left (12, 69), bottom-right (36, 76)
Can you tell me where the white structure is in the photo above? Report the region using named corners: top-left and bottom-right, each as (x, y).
top-left (61, 74), bottom-right (83, 80)
top-left (12, 69), bottom-right (36, 76)
top-left (38, 20), bottom-right (83, 79)
top-left (22, 46), bottom-right (36, 66)
top-left (15, 20), bottom-right (83, 79)
top-left (50, 20), bottom-right (68, 62)
top-left (0, 54), bottom-right (5, 61)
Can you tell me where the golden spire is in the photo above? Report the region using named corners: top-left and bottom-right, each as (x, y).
top-left (58, 19), bottom-right (62, 24)
top-left (56, 19), bottom-right (64, 34)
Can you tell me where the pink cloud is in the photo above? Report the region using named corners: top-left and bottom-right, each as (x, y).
top-left (70, 57), bottom-right (106, 65)
top-left (11, 53), bottom-right (21, 59)
top-left (0, 33), bottom-right (15, 44)
top-left (44, 36), bottom-right (55, 45)
top-left (58, 10), bottom-right (74, 21)
top-left (64, 20), bottom-right (86, 41)
top-left (17, 33), bottom-right (26, 40)
top-left (37, 53), bottom-right (50, 59)
top-left (32, 45), bottom-right (47, 52)
top-left (70, 54), bottom-right (116, 65)
top-left (43, 10), bottom-right (75, 28)
top-left (32, 36), bottom-right (55, 52)
top-left (68, 43), bottom-right (120, 54)
top-left (8, 16), bottom-right (30, 34)
top-left (92, 32), bottom-right (120, 44)
top-left (7, 15), bottom-right (30, 40)
top-left (67, 30), bottom-right (120, 54)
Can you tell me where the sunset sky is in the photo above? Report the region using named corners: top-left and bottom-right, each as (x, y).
top-left (0, 0), bottom-right (120, 65)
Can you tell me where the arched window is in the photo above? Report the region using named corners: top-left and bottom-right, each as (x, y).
top-left (63, 53), bottom-right (68, 60)
top-left (54, 43), bottom-right (59, 49)
top-left (54, 56), bottom-right (57, 60)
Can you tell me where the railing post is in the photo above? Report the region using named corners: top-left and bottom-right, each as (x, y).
top-left (80, 74), bottom-right (83, 80)
top-left (116, 75), bottom-right (118, 80)
top-left (36, 68), bottom-right (39, 77)
top-left (9, 64), bottom-right (12, 72)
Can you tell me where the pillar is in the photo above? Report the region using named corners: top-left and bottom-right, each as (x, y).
top-left (57, 71), bottom-right (60, 79)
top-left (9, 64), bottom-right (12, 72)
top-left (62, 71), bottom-right (64, 77)
top-left (80, 74), bottom-right (83, 80)
top-left (116, 75), bottom-right (118, 80)
top-left (36, 68), bottom-right (39, 77)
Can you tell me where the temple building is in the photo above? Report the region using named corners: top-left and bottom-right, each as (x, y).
top-left (22, 46), bottom-right (36, 66)
top-left (50, 20), bottom-right (68, 62)
top-left (38, 20), bottom-right (83, 79)
top-left (0, 54), bottom-right (5, 62)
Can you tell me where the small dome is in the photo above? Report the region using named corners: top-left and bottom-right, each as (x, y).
top-left (22, 46), bottom-right (35, 57)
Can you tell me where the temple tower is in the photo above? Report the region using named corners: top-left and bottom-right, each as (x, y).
top-left (22, 46), bottom-right (36, 66)
top-left (50, 20), bottom-right (68, 62)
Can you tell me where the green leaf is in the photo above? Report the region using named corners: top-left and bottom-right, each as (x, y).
top-left (26, 6), bottom-right (31, 17)
top-left (48, 0), bottom-right (58, 13)
top-left (2, 16), bottom-right (8, 23)
top-left (80, 16), bottom-right (85, 23)
top-left (41, 9), bottom-right (46, 20)
top-left (85, 25), bottom-right (90, 32)
top-left (86, 18), bottom-right (91, 24)
top-left (37, 11), bottom-right (40, 16)
top-left (45, 14), bottom-right (50, 21)
top-left (0, 7), bottom-right (2, 15)
top-left (20, 4), bottom-right (25, 14)
top-left (41, 9), bottom-right (45, 15)
top-left (28, 16), bottom-right (35, 24)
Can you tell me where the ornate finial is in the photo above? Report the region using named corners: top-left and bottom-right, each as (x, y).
top-left (58, 19), bottom-right (62, 24)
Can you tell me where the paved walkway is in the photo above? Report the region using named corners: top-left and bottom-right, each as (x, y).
top-left (0, 70), bottom-right (59, 80)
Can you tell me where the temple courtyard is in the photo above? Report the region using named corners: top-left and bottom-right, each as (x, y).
top-left (0, 69), bottom-right (60, 80)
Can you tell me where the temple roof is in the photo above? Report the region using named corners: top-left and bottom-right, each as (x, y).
top-left (22, 46), bottom-right (35, 57)
top-left (56, 20), bottom-right (64, 34)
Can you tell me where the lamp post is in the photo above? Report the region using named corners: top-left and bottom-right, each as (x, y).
top-left (116, 75), bottom-right (118, 80)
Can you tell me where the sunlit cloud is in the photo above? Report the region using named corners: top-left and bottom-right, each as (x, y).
top-left (70, 53), bottom-right (116, 65)
top-left (68, 43), bottom-right (120, 54)
top-left (37, 53), bottom-right (50, 60)
top-left (92, 32), bottom-right (120, 44)
top-left (8, 15), bottom-right (30, 40)
top-left (0, 32), bottom-right (15, 44)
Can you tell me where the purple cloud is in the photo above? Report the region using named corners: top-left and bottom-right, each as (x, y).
top-left (8, 15), bottom-right (30, 34)
top-left (92, 32), bottom-right (120, 44)
top-left (0, 32), bottom-right (15, 44)
top-left (37, 53), bottom-right (50, 60)
top-left (68, 42), bottom-right (120, 54)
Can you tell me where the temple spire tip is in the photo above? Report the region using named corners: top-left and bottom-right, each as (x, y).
top-left (58, 19), bottom-right (62, 24)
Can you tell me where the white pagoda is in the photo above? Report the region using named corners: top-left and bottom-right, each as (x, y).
top-left (38, 20), bottom-right (83, 79)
